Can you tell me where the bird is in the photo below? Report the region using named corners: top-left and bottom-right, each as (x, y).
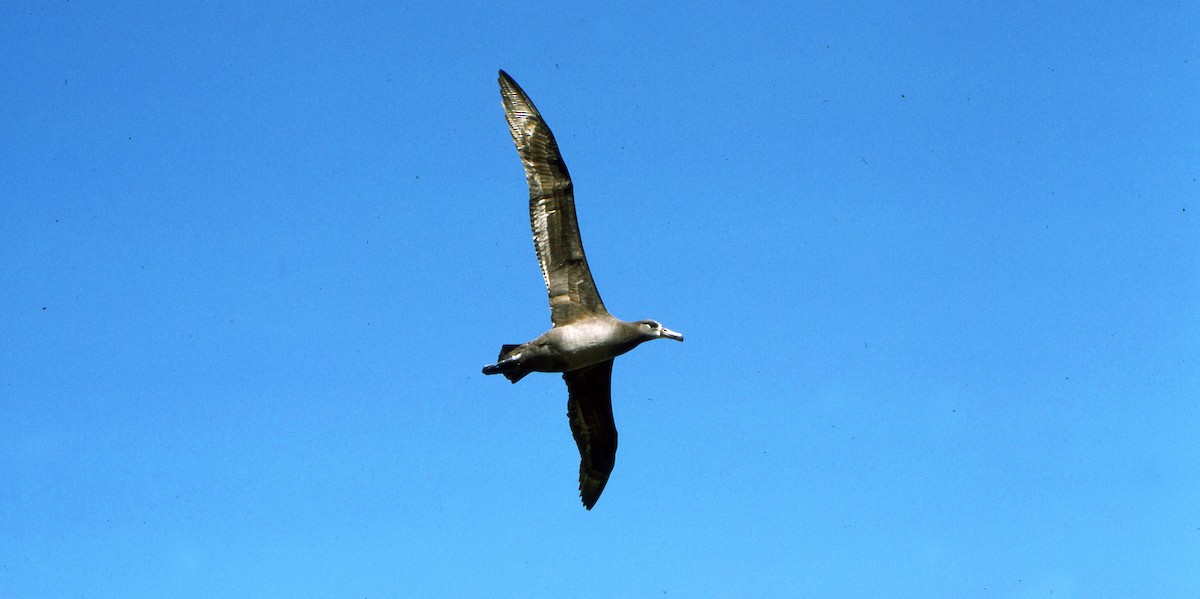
top-left (483, 70), bottom-right (683, 510)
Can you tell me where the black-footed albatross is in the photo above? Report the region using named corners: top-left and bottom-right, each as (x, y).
top-left (483, 70), bottom-right (683, 510)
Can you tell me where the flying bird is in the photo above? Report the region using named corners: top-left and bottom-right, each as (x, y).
top-left (483, 70), bottom-right (683, 510)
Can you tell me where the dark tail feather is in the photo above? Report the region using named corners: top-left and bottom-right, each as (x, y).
top-left (482, 344), bottom-right (531, 384)
top-left (502, 369), bottom-right (530, 383)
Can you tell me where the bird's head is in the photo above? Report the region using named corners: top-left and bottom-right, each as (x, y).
top-left (635, 320), bottom-right (684, 342)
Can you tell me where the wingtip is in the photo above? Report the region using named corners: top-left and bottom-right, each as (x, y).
top-left (581, 492), bottom-right (598, 510)
top-left (579, 478), bottom-right (608, 510)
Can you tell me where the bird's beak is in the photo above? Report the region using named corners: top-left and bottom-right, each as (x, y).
top-left (661, 327), bottom-right (684, 342)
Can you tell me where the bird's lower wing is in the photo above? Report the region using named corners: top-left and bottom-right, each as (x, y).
top-left (563, 359), bottom-right (617, 510)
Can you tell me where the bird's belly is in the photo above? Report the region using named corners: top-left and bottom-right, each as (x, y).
top-left (542, 321), bottom-right (627, 371)
top-left (559, 341), bottom-right (616, 370)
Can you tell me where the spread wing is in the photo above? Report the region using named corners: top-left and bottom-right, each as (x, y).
top-left (498, 70), bottom-right (607, 326)
top-left (563, 359), bottom-right (617, 510)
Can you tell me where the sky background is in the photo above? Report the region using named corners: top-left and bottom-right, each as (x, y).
top-left (2, 1), bottom-right (1198, 597)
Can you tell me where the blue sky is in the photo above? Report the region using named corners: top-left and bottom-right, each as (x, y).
top-left (2, 1), bottom-right (1197, 597)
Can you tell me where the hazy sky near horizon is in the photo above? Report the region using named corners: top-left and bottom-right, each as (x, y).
top-left (3, 1), bottom-right (1198, 597)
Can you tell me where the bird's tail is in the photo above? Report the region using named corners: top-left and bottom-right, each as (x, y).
top-left (482, 344), bottom-right (530, 383)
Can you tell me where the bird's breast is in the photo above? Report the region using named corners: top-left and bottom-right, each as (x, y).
top-left (545, 320), bottom-right (630, 371)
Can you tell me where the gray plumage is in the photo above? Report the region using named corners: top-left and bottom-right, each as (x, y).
top-left (483, 70), bottom-right (683, 510)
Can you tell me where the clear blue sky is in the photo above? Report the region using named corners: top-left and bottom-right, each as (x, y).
top-left (2, 1), bottom-right (1197, 597)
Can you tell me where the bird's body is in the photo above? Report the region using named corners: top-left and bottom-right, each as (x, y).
top-left (483, 70), bottom-right (682, 510)
top-left (484, 315), bottom-right (680, 382)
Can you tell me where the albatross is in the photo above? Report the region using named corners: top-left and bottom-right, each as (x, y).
top-left (483, 70), bottom-right (683, 510)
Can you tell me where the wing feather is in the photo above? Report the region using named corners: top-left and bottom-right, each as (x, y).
top-left (563, 359), bottom-right (618, 510)
top-left (498, 70), bottom-right (607, 326)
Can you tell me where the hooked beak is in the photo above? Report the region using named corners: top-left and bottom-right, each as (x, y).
top-left (661, 327), bottom-right (684, 342)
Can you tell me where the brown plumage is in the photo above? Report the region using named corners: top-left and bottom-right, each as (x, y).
top-left (497, 70), bottom-right (606, 326)
top-left (484, 70), bottom-right (683, 510)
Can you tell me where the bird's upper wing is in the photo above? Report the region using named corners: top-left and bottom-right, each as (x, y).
top-left (498, 70), bottom-right (607, 327)
top-left (563, 359), bottom-right (617, 510)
